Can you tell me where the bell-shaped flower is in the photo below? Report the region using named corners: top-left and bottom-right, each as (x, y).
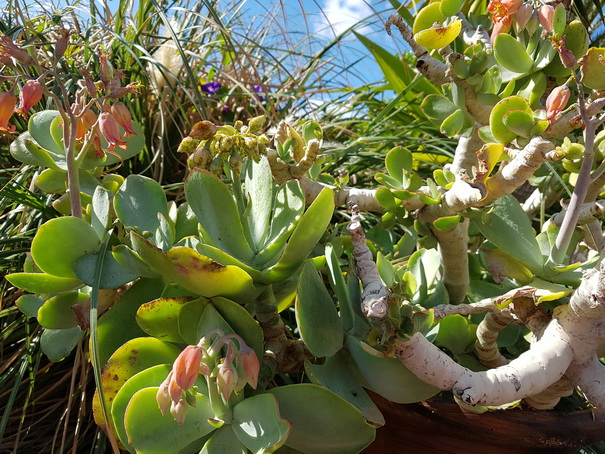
top-left (170, 399), bottom-right (189, 426)
top-left (553, 36), bottom-right (576, 68)
top-left (546, 85), bottom-right (570, 124)
top-left (111, 102), bottom-right (136, 137)
top-left (98, 111), bottom-right (127, 150)
top-left (217, 359), bottom-right (238, 401)
top-left (538, 5), bottom-right (555, 33)
top-left (488, 0), bottom-right (523, 25)
top-left (0, 92), bottom-right (16, 132)
top-left (156, 371), bottom-right (173, 416)
top-left (15, 80), bottom-right (43, 118)
top-left (238, 345), bottom-right (260, 389)
top-left (173, 345), bottom-right (202, 391)
top-left (514, 2), bottom-right (533, 32)
top-left (168, 376), bottom-right (184, 403)
top-left (76, 109), bottom-right (97, 140)
top-left (0, 35), bottom-right (35, 65)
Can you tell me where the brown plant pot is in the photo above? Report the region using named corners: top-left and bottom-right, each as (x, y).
top-left (365, 393), bottom-right (605, 454)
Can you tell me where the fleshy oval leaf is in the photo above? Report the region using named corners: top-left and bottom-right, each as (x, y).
top-left (414, 20), bottom-right (462, 50)
top-left (494, 34), bottom-right (533, 74)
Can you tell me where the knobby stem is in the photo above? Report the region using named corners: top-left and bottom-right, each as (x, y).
top-left (550, 82), bottom-right (596, 265)
top-left (64, 113), bottom-right (83, 218)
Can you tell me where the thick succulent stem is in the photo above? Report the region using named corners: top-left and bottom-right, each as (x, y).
top-left (432, 220), bottom-right (470, 304)
top-left (254, 287), bottom-right (310, 390)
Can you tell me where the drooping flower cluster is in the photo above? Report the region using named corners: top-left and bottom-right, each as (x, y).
top-left (156, 330), bottom-right (261, 425)
top-left (487, 0), bottom-right (523, 44)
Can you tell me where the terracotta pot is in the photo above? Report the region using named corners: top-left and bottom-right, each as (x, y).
top-left (365, 393), bottom-right (605, 454)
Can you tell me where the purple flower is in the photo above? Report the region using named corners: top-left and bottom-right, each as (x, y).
top-left (253, 84), bottom-right (264, 94)
top-left (201, 82), bottom-right (222, 95)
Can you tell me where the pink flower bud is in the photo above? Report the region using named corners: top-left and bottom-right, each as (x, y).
top-left (556, 38), bottom-right (576, 68)
top-left (76, 109), bottom-right (98, 140)
top-left (111, 102), bottom-right (136, 137)
top-left (514, 2), bottom-right (533, 32)
top-left (156, 372), bottom-right (173, 416)
top-left (0, 35), bottom-right (35, 66)
top-left (16, 80), bottom-right (43, 118)
top-left (217, 360), bottom-right (238, 401)
top-left (173, 345), bottom-right (202, 391)
top-left (98, 111), bottom-right (127, 150)
top-left (168, 376), bottom-right (183, 403)
top-left (99, 54), bottom-right (114, 88)
top-left (538, 5), bottom-right (555, 33)
top-left (55, 28), bottom-right (71, 59)
top-left (239, 346), bottom-right (260, 389)
top-left (0, 92), bottom-right (16, 132)
top-left (546, 85), bottom-right (570, 123)
top-left (170, 399), bottom-right (189, 426)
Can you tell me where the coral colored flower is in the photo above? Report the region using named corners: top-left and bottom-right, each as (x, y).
top-left (0, 92), bottom-right (16, 132)
top-left (488, 0), bottom-right (523, 24)
top-left (111, 102), bottom-right (136, 137)
top-left (98, 112), bottom-right (127, 150)
top-left (173, 345), bottom-right (202, 391)
top-left (538, 5), bottom-right (555, 33)
top-left (514, 2), bottom-right (533, 31)
top-left (238, 345), bottom-right (260, 389)
top-left (156, 371), bottom-right (173, 416)
top-left (15, 80), bottom-right (43, 118)
top-left (217, 360), bottom-right (238, 401)
top-left (170, 399), bottom-right (188, 426)
top-left (546, 85), bottom-right (570, 123)
top-left (76, 109), bottom-right (97, 140)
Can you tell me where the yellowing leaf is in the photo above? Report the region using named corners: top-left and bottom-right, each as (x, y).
top-left (414, 20), bottom-right (461, 50)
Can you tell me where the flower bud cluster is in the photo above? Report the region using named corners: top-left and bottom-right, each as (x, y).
top-left (156, 330), bottom-right (261, 425)
top-left (177, 116), bottom-right (270, 176)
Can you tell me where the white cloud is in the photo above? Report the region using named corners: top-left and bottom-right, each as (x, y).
top-left (315, 0), bottom-right (373, 38)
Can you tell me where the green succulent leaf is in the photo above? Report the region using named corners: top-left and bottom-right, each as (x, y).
top-left (471, 195), bottom-right (543, 273)
top-left (136, 296), bottom-right (201, 343)
top-left (232, 394), bottom-right (291, 453)
top-left (386, 146), bottom-right (413, 182)
top-left (114, 175), bottom-right (169, 234)
top-left (10, 132), bottom-right (63, 170)
top-left (267, 384), bottom-right (375, 454)
top-left (502, 109), bottom-right (535, 138)
top-left (346, 336), bottom-right (439, 403)
top-left (494, 34), bottom-right (533, 74)
top-left (93, 337), bottom-right (181, 431)
top-left (31, 217), bottom-right (100, 278)
top-left (110, 364), bottom-right (172, 450)
top-left (305, 351), bottom-right (385, 427)
top-left (37, 291), bottom-right (88, 329)
top-left (489, 96), bottom-right (532, 144)
top-left (5, 272), bottom-right (82, 294)
top-left (74, 251), bottom-right (139, 289)
top-left (97, 278), bottom-right (165, 367)
top-left (296, 261), bottom-right (343, 358)
top-left (201, 425), bottom-right (247, 454)
top-left (261, 187), bottom-right (334, 283)
top-left (412, 2), bottom-right (446, 33)
top-left (185, 168), bottom-right (255, 262)
top-left (16, 294), bottom-right (44, 318)
top-left (440, 109), bottom-right (465, 137)
top-left (434, 314), bottom-right (471, 355)
top-left (421, 95), bottom-right (458, 123)
top-left (112, 245), bottom-right (161, 278)
top-left (124, 387), bottom-right (215, 454)
top-left (40, 326), bottom-right (85, 362)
